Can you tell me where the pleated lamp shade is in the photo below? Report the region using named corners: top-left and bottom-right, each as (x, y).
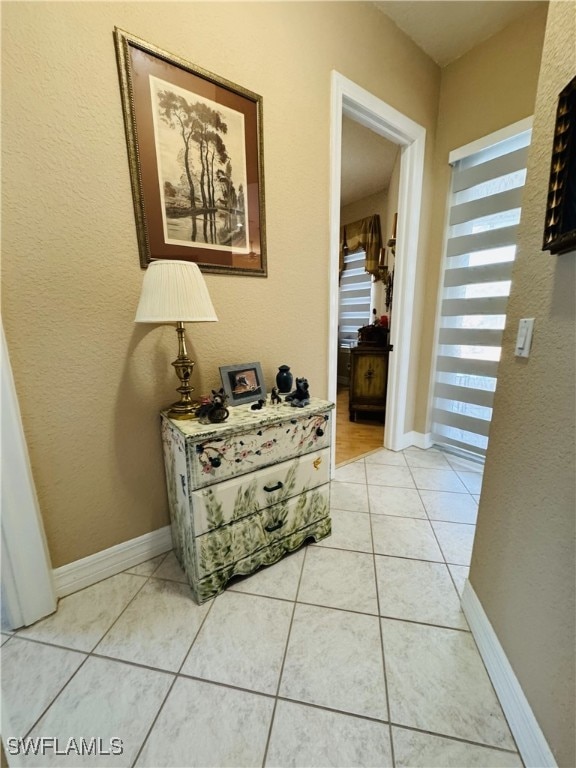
top-left (135, 260), bottom-right (218, 323)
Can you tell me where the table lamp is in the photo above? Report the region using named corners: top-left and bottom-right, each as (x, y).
top-left (135, 260), bottom-right (218, 419)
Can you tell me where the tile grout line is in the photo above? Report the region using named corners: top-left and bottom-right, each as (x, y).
top-left (318, 537), bottom-right (467, 563)
top-left (13, 555), bottom-right (211, 767)
top-left (130, 586), bottom-right (217, 767)
top-left (274, 695), bottom-right (389, 724)
top-left (374, 457), bottom-right (472, 628)
top-left (88, 570), bottom-right (159, 655)
top-left (20, 650), bottom-right (93, 741)
top-left (330, 501), bottom-right (478, 526)
top-left (403, 453), bottom-right (523, 756)
top-left (124, 550), bottom-right (170, 579)
top-left (109, 666), bottom-right (520, 761)
top-left (12, 569), bottom-right (147, 645)
top-left (13, 528), bottom-right (473, 648)
top-left (129, 677), bottom-right (178, 767)
top-left (375, 450), bottom-right (520, 762)
top-left (260, 543), bottom-right (308, 768)
top-left (20, 565), bottom-right (160, 643)
top-left (390, 721), bottom-right (523, 756)
top-left (6, 576), bottom-right (473, 661)
top-left (453, 598), bottom-right (525, 761)
top-left (409, 458), bottom-right (477, 563)
top-left (366, 473), bottom-right (396, 768)
top-left (408, 459), bottom-right (470, 602)
top-left (459, 630), bottom-right (524, 761)
top-left (175, 671), bottom-right (277, 701)
top-left (12, 567), bottom-right (156, 742)
top-left (174, 588), bottom-right (216, 675)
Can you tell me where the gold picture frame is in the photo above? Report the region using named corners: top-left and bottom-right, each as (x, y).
top-left (114, 28), bottom-right (267, 276)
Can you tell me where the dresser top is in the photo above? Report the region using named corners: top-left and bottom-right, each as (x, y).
top-left (162, 397), bottom-right (335, 441)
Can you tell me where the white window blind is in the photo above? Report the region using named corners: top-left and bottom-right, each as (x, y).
top-left (338, 250), bottom-right (372, 347)
top-left (431, 125), bottom-right (532, 459)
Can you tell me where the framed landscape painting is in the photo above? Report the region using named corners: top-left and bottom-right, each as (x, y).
top-left (114, 28), bottom-right (267, 276)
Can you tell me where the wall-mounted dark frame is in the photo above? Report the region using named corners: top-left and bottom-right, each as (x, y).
top-left (542, 76), bottom-right (576, 255)
top-left (114, 28), bottom-right (267, 276)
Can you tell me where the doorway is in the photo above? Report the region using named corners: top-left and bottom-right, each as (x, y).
top-left (328, 72), bottom-right (427, 471)
top-left (336, 117), bottom-right (399, 464)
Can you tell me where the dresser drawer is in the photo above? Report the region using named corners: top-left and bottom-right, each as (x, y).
top-left (192, 515), bottom-right (332, 604)
top-left (194, 484), bottom-right (330, 580)
top-left (191, 448), bottom-right (330, 536)
top-left (189, 410), bottom-right (331, 488)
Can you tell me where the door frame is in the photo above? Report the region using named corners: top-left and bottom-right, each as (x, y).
top-left (1, 324), bottom-right (56, 629)
top-left (328, 71), bottom-right (426, 459)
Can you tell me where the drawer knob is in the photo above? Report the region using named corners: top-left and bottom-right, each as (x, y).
top-left (263, 481), bottom-right (284, 493)
top-left (265, 519), bottom-right (285, 533)
top-left (316, 427), bottom-right (324, 437)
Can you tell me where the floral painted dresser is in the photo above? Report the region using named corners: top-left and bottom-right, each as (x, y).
top-left (160, 397), bottom-right (334, 603)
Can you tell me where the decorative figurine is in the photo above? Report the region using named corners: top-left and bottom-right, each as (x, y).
top-left (285, 377), bottom-right (311, 407)
top-left (196, 397), bottom-right (212, 424)
top-left (197, 388), bottom-right (229, 424)
top-left (270, 387), bottom-right (282, 405)
top-left (209, 388), bottom-right (230, 423)
top-left (276, 364), bottom-right (293, 394)
top-left (251, 398), bottom-right (266, 410)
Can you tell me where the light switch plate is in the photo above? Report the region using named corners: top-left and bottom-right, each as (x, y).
top-left (515, 318), bottom-right (534, 358)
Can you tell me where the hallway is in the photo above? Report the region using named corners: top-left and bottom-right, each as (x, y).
top-left (335, 387), bottom-right (385, 465)
top-left (1, 446), bottom-right (519, 768)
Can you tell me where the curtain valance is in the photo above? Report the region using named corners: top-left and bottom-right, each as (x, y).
top-left (339, 214), bottom-right (382, 278)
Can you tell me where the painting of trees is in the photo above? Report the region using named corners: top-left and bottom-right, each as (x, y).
top-left (151, 76), bottom-right (248, 252)
top-left (115, 28), bottom-right (266, 273)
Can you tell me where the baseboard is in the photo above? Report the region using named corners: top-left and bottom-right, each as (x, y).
top-left (412, 431), bottom-right (434, 450)
top-left (53, 526), bottom-right (173, 598)
top-left (392, 430), bottom-right (433, 450)
top-left (461, 581), bottom-right (557, 768)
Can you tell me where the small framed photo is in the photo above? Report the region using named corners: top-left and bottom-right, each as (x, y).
top-left (219, 362), bottom-right (266, 406)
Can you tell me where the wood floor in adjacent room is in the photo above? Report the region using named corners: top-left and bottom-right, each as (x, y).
top-left (335, 388), bottom-right (385, 466)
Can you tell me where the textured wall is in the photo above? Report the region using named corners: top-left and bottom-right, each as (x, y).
top-left (2, 2), bottom-right (440, 566)
top-left (341, 189), bottom-right (389, 231)
top-left (469, 2), bottom-right (576, 765)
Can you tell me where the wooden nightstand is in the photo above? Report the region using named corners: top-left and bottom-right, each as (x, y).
top-left (349, 346), bottom-right (389, 422)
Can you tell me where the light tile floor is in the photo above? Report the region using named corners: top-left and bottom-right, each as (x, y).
top-left (1, 447), bottom-right (524, 768)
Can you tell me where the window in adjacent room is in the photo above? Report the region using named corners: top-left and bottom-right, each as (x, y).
top-left (338, 249), bottom-right (373, 348)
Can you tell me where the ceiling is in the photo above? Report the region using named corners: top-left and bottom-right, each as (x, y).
top-left (340, 1), bottom-right (545, 207)
top-left (374, 1), bottom-right (546, 67)
top-left (341, 118), bottom-right (399, 207)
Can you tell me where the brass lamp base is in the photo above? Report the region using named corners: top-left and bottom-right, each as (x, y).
top-left (167, 322), bottom-right (199, 420)
top-left (167, 400), bottom-right (200, 420)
